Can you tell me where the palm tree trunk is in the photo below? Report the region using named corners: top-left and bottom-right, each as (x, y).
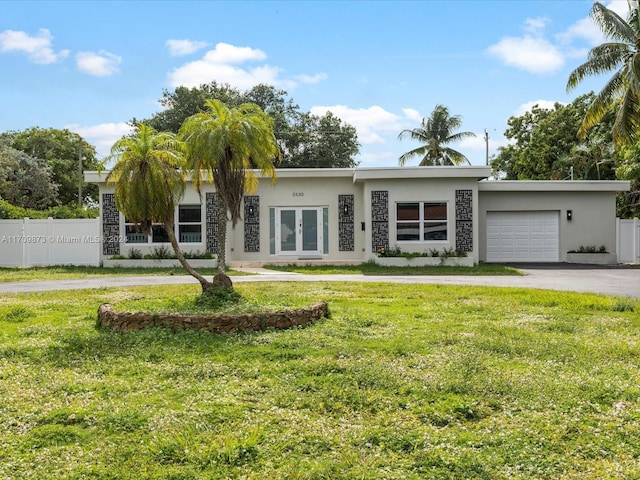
top-left (165, 222), bottom-right (213, 294)
top-left (212, 197), bottom-right (233, 290)
top-left (217, 199), bottom-right (227, 274)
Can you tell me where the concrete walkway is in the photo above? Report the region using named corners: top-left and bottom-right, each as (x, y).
top-left (0, 265), bottom-right (638, 297)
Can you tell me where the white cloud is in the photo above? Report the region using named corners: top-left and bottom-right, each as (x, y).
top-left (515, 99), bottom-right (564, 116)
top-left (0, 28), bottom-right (69, 64)
top-left (167, 42), bottom-right (326, 90)
top-left (293, 73), bottom-right (328, 84)
top-left (401, 108), bottom-right (421, 122)
top-left (166, 39), bottom-right (209, 56)
top-left (76, 50), bottom-right (121, 76)
top-left (202, 43), bottom-right (266, 64)
top-left (66, 122), bottom-right (133, 158)
top-left (487, 35), bottom-right (564, 74)
top-left (310, 105), bottom-right (418, 145)
top-left (524, 17), bottom-right (550, 33)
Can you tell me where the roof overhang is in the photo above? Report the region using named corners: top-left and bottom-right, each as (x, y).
top-left (479, 180), bottom-right (630, 193)
top-left (353, 166), bottom-right (491, 182)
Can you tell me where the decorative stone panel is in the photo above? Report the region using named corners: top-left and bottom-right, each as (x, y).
top-left (455, 189), bottom-right (473, 252)
top-left (371, 190), bottom-right (389, 252)
top-left (338, 194), bottom-right (354, 251)
top-left (102, 193), bottom-right (120, 256)
top-left (244, 195), bottom-right (260, 252)
top-left (205, 192), bottom-right (219, 255)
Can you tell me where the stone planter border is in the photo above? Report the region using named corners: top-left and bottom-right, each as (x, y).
top-left (98, 301), bottom-right (329, 334)
top-left (375, 256), bottom-right (474, 267)
top-left (566, 253), bottom-right (618, 265)
top-left (103, 259), bottom-right (217, 269)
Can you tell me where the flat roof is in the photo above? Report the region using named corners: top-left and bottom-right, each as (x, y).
top-left (353, 166), bottom-right (491, 182)
top-left (479, 180), bottom-right (630, 192)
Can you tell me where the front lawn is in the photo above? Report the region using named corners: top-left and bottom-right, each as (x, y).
top-left (264, 261), bottom-right (521, 275)
top-left (0, 282), bottom-right (638, 479)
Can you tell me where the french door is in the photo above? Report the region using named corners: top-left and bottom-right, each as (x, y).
top-left (275, 207), bottom-right (323, 255)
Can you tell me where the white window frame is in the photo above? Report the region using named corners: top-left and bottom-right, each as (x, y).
top-left (123, 204), bottom-right (203, 245)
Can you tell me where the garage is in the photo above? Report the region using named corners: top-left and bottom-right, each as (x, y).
top-left (486, 211), bottom-right (559, 262)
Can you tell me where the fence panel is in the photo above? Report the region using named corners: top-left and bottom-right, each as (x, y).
top-left (618, 218), bottom-right (639, 264)
top-left (0, 218), bottom-right (100, 267)
top-left (0, 220), bottom-right (28, 267)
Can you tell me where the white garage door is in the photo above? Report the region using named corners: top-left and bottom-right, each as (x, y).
top-left (486, 211), bottom-right (559, 262)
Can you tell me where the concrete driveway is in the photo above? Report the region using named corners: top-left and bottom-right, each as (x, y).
top-left (0, 264), bottom-right (637, 297)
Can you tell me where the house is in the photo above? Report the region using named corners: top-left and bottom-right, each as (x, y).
top-left (85, 166), bottom-right (630, 265)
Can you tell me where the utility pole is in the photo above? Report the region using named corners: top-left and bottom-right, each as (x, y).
top-left (78, 139), bottom-right (83, 207)
top-left (484, 129), bottom-right (489, 166)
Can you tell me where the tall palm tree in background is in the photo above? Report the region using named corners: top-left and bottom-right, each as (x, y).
top-left (398, 104), bottom-right (476, 166)
top-left (180, 99), bottom-right (280, 285)
top-left (105, 124), bottom-right (215, 293)
top-left (567, 1), bottom-right (640, 148)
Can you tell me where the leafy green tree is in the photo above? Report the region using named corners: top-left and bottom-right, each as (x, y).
top-left (398, 104), bottom-right (475, 166)
top-left (106, 125), bottom-right (215, 294)
top-left (280, 112), bottom-right (360, 168)
top-left (5, 127), bottom-right (99, 205)
top-left (567, 1), bottom-right (640, 148)
top-left (491, 94), bottom-right (618, 180)
top-left (179, 100), bottom-right (280, 285)
top-left (139, 82), bottom-right (359, 168)
top-left (0, 146), bottom-right (59, 209)
top-left (616, 143), bottom-right (640, 217)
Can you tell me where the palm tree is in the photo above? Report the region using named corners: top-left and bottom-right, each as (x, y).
top-left (398, 104), bottom-right (476, 166)
top-left (567, 1), bottom-right (640, 148)
top-left (105, 124), bottom-right (214, 294)
top-left (179, 99), bottom-right (280, 285)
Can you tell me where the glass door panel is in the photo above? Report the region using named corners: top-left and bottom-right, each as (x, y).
top-left (275, 207), bottom-right (323, 255)
top-left (302, 209), bottom-right (318, 251)
top-left (280, 209), bottom-right (296, 252)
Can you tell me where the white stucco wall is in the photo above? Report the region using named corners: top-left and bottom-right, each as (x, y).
top-left (228, 171), bottom-right (364, 264)
top-left (359, 177), bottom-right (480, 263)
top-left (478, 187), bottom-right (621, 262)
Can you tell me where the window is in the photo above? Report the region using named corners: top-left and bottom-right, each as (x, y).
top-left (396, 202), bottom-right (447, 241)
top-left (123, 204), bottom-right (202, 244)
top-left (178, 205), bottom-right (202, 243)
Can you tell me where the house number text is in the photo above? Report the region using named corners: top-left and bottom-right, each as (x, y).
top-left (292, 192), bottom-right (304, 197)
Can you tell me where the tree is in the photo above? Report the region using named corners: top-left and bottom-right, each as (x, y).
top-left (139, 82), bottom-right (359, 168)
top-left (0, 146), bottom-right (59, 209)
top-left (179, 100), bottom-right (280, 286)
top-left (491, 94), bottom-right (618, 180)
top-left (6, 127), bottom-right (99, 205)
top-left (566, 1), bottom-right (640, 148)
top-left (280, 112), bottom-right (360, 168)
top-left (398, 105), bottom-right (476, 166)
top-left (105, 124), bottom-right (215, 294)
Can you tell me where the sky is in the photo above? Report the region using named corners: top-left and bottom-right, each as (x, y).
top-left (0, 0), bottom-right (630, 168)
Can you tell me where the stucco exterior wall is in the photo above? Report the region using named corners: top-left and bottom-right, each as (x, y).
top-left (478, 190), bottom-right (619, 262)
top-left (228, 173), bottom-right (364, 264)
top-left (360, 177), bottom-right (480, 263)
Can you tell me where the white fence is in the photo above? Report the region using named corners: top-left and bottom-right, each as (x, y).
top-left (618, 218), bottom-right (640, 264)
top-left (0, 218), bottom-right (100, 267)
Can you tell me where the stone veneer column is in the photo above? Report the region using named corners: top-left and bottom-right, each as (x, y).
top-left (205, 192), bottom-right (219, 255)
top-left (338, 194), bottom-right (354, 251)
top-left (371, 190), bottom-right (389, 253)
top-left (102, 193), bottom-right (120, 256)
top-left (455, 189), bottom-right (473, 252)
top-left (244, 195), bottom-right (260, 252)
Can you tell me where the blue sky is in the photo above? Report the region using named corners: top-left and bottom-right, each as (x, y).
top-left (0, 0), bottom-right (628, 167)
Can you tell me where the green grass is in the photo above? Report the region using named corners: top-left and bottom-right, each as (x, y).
top-left (1, 282), bottom-right (639, 479)
top-left (0, 266), bottom-right (248, 283)
top-left (264, 261), bottom-right (522, 275)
